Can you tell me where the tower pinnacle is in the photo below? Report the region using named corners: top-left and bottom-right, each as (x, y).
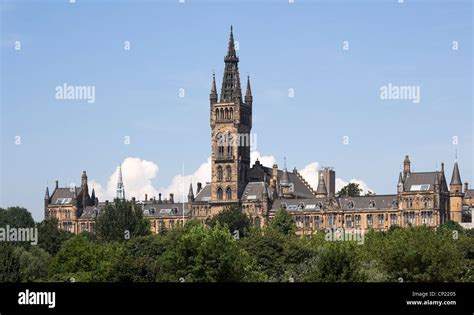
top-left (116, 165), bottom-right (125, 200)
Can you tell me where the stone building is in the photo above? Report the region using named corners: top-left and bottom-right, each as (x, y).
top-left (44, 27), bottom-right (472, 234)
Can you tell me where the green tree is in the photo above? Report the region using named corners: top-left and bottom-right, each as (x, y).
top-left (0, 207), bottom-right (35, 228)
top-left (95, 200), bottom-right (150, 242)
top-left (158, 223), bottom-right (260, 282)
top-left (0, 243), bottom-right (21, 282)
top-left (15, 246), bottom-right (51, 282)
top-left (49, 235), bottom-right (124, 282)
top-left (336, 183), bottom-right (362, 197)
top-left (208, 205), bottom-right (251, 237)
top-left (37, 218), bottom-right (74, 255)
top-left (268, 209), bottom-right (296, 236)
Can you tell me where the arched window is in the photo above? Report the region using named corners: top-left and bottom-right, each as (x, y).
top-left (217, 166), bottom-right (223, 181)
top-left (216, 133), bottom-right (224, 159)
top-left (225, 108), bottom-right (229, 120)
top-left (217, 187), bottom-right (223, 200)
top-left (226, 133), bottom-right (233, 158)
top-left (220, 108), bottom-right (225, 120)
top-left (215, 109), bottom-right (219, 121)
top-left (226, 187), bottom-right (232, 200)
top-left (230, 108), bottom-right (233, 119)
top-left (226, 165), bottom-right (232, 180)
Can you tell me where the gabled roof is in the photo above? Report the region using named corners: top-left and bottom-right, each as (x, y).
top-left (242, 182), bottom-right (272, 201)
top-left (194, 184), bottom-right (212, 202)
top-left (403, 172), bottom-right (438, 192)
top-left (465, 189), bottom-right (474, 198)
top-left (50, 187), bottom-right (82, 205)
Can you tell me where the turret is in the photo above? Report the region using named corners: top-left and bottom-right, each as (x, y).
top-left (397, 172), bottom-right (404, 194)
top-left (403, 155), bottom-right (411, 179)
top-left (245, 75), bottom-right (252, 105)
top-left (188, 182), bottom-right (194, 203)
top-left (315, 173), bottom-right (328, 198)
top-left (449, 160), bottom-right (463, 223)
top-left (81, 171), bottom-right (89, 208)
top-left (210, 73), bottom-right (218, 105)
top-left (44, 186), bottom-right (50, 211)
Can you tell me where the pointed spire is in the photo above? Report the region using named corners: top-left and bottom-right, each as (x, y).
top-left (220, 26), bottom-right (242, 103)
top-left (262, 173), bottom-right (269, 197)
top-left (116, 164), bottom-right (125, 200)
top-left (210, 72), bottom-right (218, 104)
top-left (226, 25), bottom-right (237, 59)
top-left (434, 170), bottom-right (440, 186)
top-left (450, 161), bottom-right (462, 186)
top-left (398, 172), bottom-right (404, 184)
top-left (245, 75), bottom-right (252, 105)
top-left (188, 182), bottom-right (194, 201)
top-left (316, 173), bottom-right (328, 197)
top-left (91, 188), bottom-right (96, 201)
top-left (44, 186), bottom-right (50, 200)
top-left (280, 157), bottom-right (290, 187)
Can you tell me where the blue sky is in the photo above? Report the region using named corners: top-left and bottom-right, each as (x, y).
top-left (1, 0), bottom-right (472, 221)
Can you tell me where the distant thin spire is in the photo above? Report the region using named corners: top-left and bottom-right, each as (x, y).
top-left (116, 164), bottom-right (125, 200)
top-left (44, 186), bottom-right (50, 199)
top-left (220, 26), bottom-right (242, 103)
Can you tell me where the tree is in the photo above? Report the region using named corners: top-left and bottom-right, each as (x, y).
top-left (158, 223), bottom-right (260, 282)
top-left (337, 183), bottom-right (362, 197)
top-left (208, 205), bottom-right (251, 237)
top-left (0, 207), bottom-right (35, 228)
top-left (49, 235), bottom-right (124, 282)
top-left (268, 209), bottom-right (296, 236)
top-left (15, 246), bottom-right (51, 282)
top-left (0, 243), bottom-right (21, 282)
top-left (37, 218), bottom-right (74, 255)
top-left (95, 200), bottom-right (150, 242)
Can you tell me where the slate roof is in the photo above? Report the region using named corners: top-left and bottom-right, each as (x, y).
top-left (465, 189), bottom-right (474, 198)
top-left (241, 182), bottom-right (273, 201)
top-left (50, 187), bottom-right (82, 205)
top-left (403, 172), bottom-right (438, 192)
top-left (337, 195), bottom-right (398, 210)
top-left (79, 205), bottom-right (103, 220)
top-left (194, 184), bottom-right (212, 202)
top-left (142, 203), bottom-right (190, 217)
top-left (271, 198), bottom-right (330, 212)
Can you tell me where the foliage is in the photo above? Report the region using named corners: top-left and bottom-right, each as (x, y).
top-left (336, 183), bottom-right (362, 197)
top-left (37, 218), bottom-right (74, 255)
top-left (268, 209), bottom-right (296, 236)
top-left (208, 205), bottom-right (251, 237)
top-left (0, 207), bottom-right (35, 228)
top-left (95, 200), bottom-right (151, 242)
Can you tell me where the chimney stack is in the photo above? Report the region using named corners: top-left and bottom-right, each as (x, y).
top-left (158, 193), bottom-right (162, 204)
top-left (169, 193), bottom-right (174, 203)
top-left (145, 194), bottom-right (148, 201)
top-left (55, 180), bottom-right (59, 190)
top-left (464, 182), bottom-right (468, 193)
top-left (197, 182), bottom-right (202, 194)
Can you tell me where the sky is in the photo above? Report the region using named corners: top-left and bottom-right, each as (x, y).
top-left (1, 0), bottom-right (472, 221)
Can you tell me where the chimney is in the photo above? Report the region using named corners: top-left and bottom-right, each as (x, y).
top-left (464, 182), bottom-right (468, 193)
top-left (441, 162), bottom-right (445, 174)
top-left (158, 193), bottom-right (162, 204)
top-left (145, 194), bottom-right (148, 201)
top-left (197, 182), bottom-right (202, 194)
top-left (105, 200), bottom-right (109, 205)
top-left (132, 197), bottom-right (136, 202)
top-left (169, 193), bottom-right (174, 203)
top-left (55, 180), bottom-right (59, 190)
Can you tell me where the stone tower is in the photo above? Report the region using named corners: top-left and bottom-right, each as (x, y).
top-left (449, 160), bottom-right (463, 222)
top-left (209, 26), bottom-right (252, 212)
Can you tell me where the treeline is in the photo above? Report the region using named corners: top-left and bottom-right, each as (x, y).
top-left (1, 203), bottom-right (473, 282)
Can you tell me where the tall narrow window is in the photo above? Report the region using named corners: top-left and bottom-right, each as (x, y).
top-left (217, 166), bottom-right (223, 181)
top-left (226, 187), bottom-right (232, 200)
top-left (226, 165), bottom-right (232, 180)
top-left (217, 188), bottom-right (223, 200)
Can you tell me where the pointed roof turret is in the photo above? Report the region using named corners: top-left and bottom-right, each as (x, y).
top-left (188, 182), bottom-right (194, 199)
top-left (280, 157), bottom-right (290, 187)
top-left (398, 172), bottom-right (404, 185)
top-left (450, 161), bottom-right (462, 186)
top-left (316, 173), bottom-right (328, 197)
top-left (220, 26), bottom-right (242, 103)
top-left (210, 72), bottom-right (218, 104)
top-left (44, 186), bottom-right (50, 200)
top-left (116, 164), bottom-right (125, 200)
top-left (91, 188), bottom-right (96, 201)
top-left (434, 170), bottom-right (440, 186)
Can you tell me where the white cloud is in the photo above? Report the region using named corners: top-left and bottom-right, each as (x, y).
top-left (251, 151), bottom-right (276, 167)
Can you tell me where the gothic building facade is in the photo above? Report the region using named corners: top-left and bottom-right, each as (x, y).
top-left (44, 27), bottom-right (473, 235)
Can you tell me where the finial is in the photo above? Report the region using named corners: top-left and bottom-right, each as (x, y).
top-left (455, 149), bottom-right (458, 162)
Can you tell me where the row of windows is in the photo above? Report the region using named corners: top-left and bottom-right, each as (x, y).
top-left (216, 187), bottom-right (232, 200)
top-left (215, 107), bottom-right (234, 121)
top-left (217, 165), bottom-right (232, 181)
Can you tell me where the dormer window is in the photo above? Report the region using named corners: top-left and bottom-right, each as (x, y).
top-left (347, 201), bottom-right (355, 209)
top-left (369, 200), bottom-right (376, 208)
top-left (316, 202), bottom-right (323, 210)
